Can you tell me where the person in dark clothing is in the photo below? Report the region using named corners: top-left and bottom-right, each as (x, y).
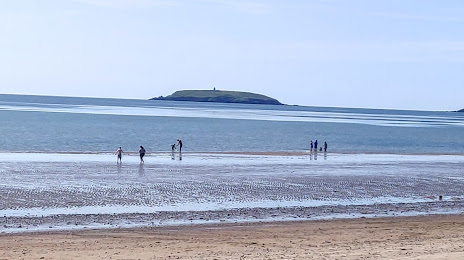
top-left (139, 146), bottom-right (146, 164)
top-left (310, 140), bottom-right (313, 152)
top-left (177, 139), bottom-right (183, 153)
top-left (116, 147), bottom-right (123, 163)
top-left (314, 140), bottom-right (318, 151)
top-left (324, 141), bottom-right (328, 152)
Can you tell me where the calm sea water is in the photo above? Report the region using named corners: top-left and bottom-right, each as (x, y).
top-left (0, 94), bottom-right (463, 154)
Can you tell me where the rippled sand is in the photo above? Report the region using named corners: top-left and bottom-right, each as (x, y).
top-left (1, 152), bottom-right (463, 232)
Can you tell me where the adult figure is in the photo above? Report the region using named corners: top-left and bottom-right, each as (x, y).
top-left (177, 139), bottom-right (183, 153)
top-left (139, 145), bottom-right (146, 164)
top-left (314, 140), bottom-right (318, 151)
top-left (324, 141), bottom-right (328, 152)
top-left (116, 147), bottom-right (123, 163)
top-left (310, 140), bottom-right (313, 152)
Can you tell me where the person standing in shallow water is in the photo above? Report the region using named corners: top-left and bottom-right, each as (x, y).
top-left (139, 146), bottom-right (146, 164)
top-left (177, 139), bottom-right (183, 153)
top-left (324, 141), bottom-right (328, 152)
top-left (116, 147), bottom-right (123, 163)
top-left (310, 140), bottom-right (313, 152)
top-left (314, 140), bottom-right (318, 151)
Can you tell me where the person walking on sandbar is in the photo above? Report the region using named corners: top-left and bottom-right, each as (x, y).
top-left (177, 139), bottom-right (183, 153)
top-left (139, 146), bottom-right (146, 164)
top-left (116, 147), bottom-right (123, 163)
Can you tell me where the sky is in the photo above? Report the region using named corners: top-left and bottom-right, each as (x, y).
top-left (0, 0), bottom-right (463, 111)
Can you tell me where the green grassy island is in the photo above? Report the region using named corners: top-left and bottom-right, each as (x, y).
top-left (151, 90), bottom-right (283, 105)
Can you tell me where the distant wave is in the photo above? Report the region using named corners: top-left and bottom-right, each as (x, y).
top-left (0, 100), bottom-right (463, 127)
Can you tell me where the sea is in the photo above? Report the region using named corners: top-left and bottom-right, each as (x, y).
top-left (0, 93), bottom-right (463, 154)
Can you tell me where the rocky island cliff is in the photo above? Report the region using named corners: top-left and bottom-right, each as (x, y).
top-left (151, 90), bottom-right (283, 105)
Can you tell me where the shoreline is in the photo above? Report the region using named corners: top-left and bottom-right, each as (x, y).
top-left (1, 213), bottom-right (462, 236)
top-left (1, 150), bottom-right (464, 156)
top-left (2, 214), bottom-right (464, 259)
top-left (2, 200), bottom-right (463, 234)
top-left (1, 213), bottom-right (462, 237)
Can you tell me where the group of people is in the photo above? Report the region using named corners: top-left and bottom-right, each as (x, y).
top-left (115, 138), bottom-right (326, 164)
top-left (309, 140), bottom-right (328, 152)
top-left (116, 139), bottom-right (183, 164)
top-left (171, 139), bottom-right (183, 152)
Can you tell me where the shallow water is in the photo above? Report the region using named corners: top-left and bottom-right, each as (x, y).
top-left (1, 94), bottom-right (464, 154)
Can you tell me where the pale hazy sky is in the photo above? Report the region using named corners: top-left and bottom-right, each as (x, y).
top-left (0, 0), bottom-right (463, 110)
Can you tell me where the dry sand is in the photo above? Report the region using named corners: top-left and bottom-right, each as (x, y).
top-left (1, 215), bottom-right (464, 259)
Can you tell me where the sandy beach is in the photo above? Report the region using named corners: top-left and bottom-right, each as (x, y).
top-left (0, 215), bottom-right (463, 259)
top-left (1, 152), bottom-right (464, 259)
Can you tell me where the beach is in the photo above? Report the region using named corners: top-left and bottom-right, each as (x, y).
top-left (1, 151), bottom-right (464, 259)
top-left (1, 152), bottom-right (464, 233)
top-left (1, 215), bottom-right (464, 259)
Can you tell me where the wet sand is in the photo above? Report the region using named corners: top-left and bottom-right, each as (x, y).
top-left (1, 215), bottom-right (464, 259)
top-left (1, 152), bottom-right (464, 233)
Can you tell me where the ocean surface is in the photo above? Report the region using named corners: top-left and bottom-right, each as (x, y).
top-left (0, 94), bottom-right (463, 154)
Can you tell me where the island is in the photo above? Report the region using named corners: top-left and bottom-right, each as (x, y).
top-left (151, 90), bottom-right (283, 105)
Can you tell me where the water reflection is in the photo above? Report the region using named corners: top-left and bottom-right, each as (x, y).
top-left (171, 151), bottom-right (183, 161)
top-left (138, 163), bottom-right (145, 176)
